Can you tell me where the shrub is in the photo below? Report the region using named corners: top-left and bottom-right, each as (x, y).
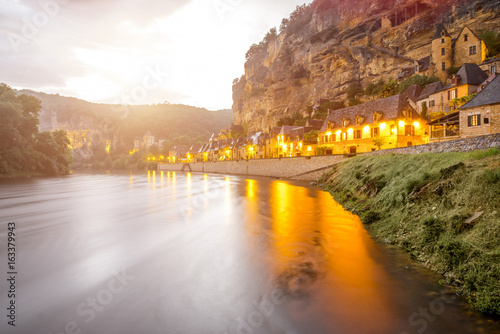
top-left (422, 217), bottom-right (443, 243)
top-left (362, 210), bottom-right (381, 225)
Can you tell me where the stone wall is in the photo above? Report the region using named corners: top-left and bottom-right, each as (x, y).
top-left (362, 133), bottom-right (500, 156)
top-left (158, 134), bottom-right (500, 179)
top-left (158, 155), bottom-right (348, 180)
top-left (460, 104), bottom-right (500, 138)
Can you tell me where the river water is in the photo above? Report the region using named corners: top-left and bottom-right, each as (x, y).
top-left (0, 171), bottom-right (499, 334)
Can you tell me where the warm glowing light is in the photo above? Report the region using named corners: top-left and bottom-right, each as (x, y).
top-left (336, 130), bottom-right (341, 136)
top-left (363, 126), bottom-right (370, 132)
top-left (299, 142), bottom-right (303, 148)
top-left (160, 156), bottom-right (164, 159)
top-left (129, 151), bottom-right (133, 155)
top-left (147, 157), bottom-right (151, 161)
top-left (152, 157), bottom-right (156, 160)
top-left (308, 146), bottom-right (312, 151)
top-left (399, 120), bottom-right (405, 127)
top-left (348, 128), bottom-right (353, 135)
top-left (326, 131), bottom-right (332, 136)
top-left (413, 121), bottom-right (420, 128)
top-left (105, 140), bottom-right (111, 154)
top-left (380, 123), bottom-right (387, 130)
top-left (187, 154), bottom-right (191, 159)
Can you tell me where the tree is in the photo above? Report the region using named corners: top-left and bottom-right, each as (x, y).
top-left (380, 78), bottom-right (399, 97)
top-left (372, 135), bottom-right (386, 150)
top-left (421, 102), bottom-right (428, 121)
top-left (478, 29), bottom-right (500, 57)
top-left (304, 130), bottom-right (318, 141)
top-left (398, 75), bottom-right (440, 94)
top-left (346, 81), bottom-right (364, 99)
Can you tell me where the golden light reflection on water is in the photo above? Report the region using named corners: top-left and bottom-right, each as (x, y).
top-left (129, 172), bottom-right (133, 189)
top-left (267, 180), bottom-right (394, 332)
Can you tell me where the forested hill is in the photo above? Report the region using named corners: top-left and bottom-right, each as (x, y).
top-left (17, 89), bottom-right (234, 147)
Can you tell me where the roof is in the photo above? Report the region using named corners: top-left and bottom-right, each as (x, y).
top-left (427, 111), bottom-right (459, 125)
top-left (417, 82), bottom-right (443, 100)
top-left (278, 126), bottom-right (297, 136)
top-left (445, 63), bottom-right (488, 88)
top-left (401, 84), bottom-right (423, 103)
top-left (454, 26), bottom-right (482, 45)
top-left (418, 56), bottom-right (431, 72)
top-left (230, 124), bottom-right (244, 133)
top-left (320, 94), bottom-right (420, 132)
top-left (434, 24), bottom-right (450, 39)
top-left (460, 74), bottom-right (500, 109)
top-left (188, 144), bottom-right (202, 153)
top-left (306, 119), bottom-right (324, 128)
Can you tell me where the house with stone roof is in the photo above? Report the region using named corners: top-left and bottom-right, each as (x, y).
top-left (459, 74), bottom-right (500, 138)
top-left (318, 90), bottom-right (427, 154)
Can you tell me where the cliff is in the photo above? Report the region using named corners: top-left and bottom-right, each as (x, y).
top-left (232, 0), bottom-right (500, 133)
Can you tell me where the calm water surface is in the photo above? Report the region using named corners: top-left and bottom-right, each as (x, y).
top-left (0, 171), bottom-right (499, 334)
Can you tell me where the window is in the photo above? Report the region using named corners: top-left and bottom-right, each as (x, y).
top-left (415, 64), bottom-right (419, 72)
top-left (407, 142), bottom-right (413, 147)
top-left (441, 48), bottom-right (445, 55)
top-left (442, 62), bottom-right (446, 71)
top-left (405, 125), bottom-right (415, 136)
top-left (390, 124), bottom-right (396, 135)
top-left (341, 132), bottom-right (347, 141)
top-left (429, 100), bottom-right (435, 107)
top-left (484, 118), bottom-right (490, 125)
top-left (441, 38), bottom-right (445, 43)
top-left (468, 114), bottom-right (481, 127)
top-left (451, 89), bottom-right (456, 99)
top-left (464, 34), bottom-right (468, 42)
top-left (469, 45), bottom-right (477, 55)
top-left (492, 65), bottom-right (497, 74)
top-left (354, 130), bottom-right (362, 139)
top-left (371, 127), bottom-right (379, 137)
top-left (342, 119), bottom-right (349, 127)
top-left (355, 116), bottom-right (363, 125)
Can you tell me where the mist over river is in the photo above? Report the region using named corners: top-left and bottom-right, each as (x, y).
top-left (0, 171), bottom-right (499, 334)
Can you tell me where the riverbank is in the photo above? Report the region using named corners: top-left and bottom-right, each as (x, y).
top-left (317, 148), bottom-right (500, 316)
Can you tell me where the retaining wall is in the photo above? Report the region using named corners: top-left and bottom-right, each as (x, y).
top-left (158, 134), bottom-right (500, 180)
top-left (158, 155), bottom-right (348, 180)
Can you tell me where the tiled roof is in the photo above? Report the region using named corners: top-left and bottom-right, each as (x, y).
top-left (434, 24), bottom-right (450, 39)
top-left (460, 74), bottom-right (500, 109)
top-left (320, 94), bottom-right (419, 132)
top-left (278, 126), bottom-right (297, 136)
top-left (442, 64), bottom-right (488, 90)
top-left (306, 119), bottom-right (324, 128)
top-left (417, 82), bottom-right (443, 100)
top-left (401, 84), bottom-right (423, 103)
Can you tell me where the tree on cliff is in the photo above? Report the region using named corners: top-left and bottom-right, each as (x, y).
top-left (0, 83), bottom-right (72, 175)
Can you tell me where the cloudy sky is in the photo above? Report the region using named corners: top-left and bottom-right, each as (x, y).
top-left (0, 0), bottom-right (312, 110)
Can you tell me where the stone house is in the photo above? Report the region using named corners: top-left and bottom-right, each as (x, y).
top-left (479, 57), bottom-right (500, 76)
top-left (428, 63), bottom-right (488, 115)
top-left (318, 91), bottom-right (427, 154)
top-left (459, 74), bottom-right (500, 138)
top-left (288, 126), bottom-right (320, 157)
top-left (415, 81), bottom-right (443, 116)
top-left (431, 25), bottom-right (487, 82)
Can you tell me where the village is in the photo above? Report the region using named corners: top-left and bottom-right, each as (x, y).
top-left (136, 24), bottom-right (500, 164)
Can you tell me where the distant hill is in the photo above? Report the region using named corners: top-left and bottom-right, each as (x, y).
top-left (16, 89), bottom-right (234, 149)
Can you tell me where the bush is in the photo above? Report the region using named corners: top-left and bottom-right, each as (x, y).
top-left (438, 241), bottom-right (468, 270)
top-left (422, 217), bottom-right (443, 242)
top-left (362, 210), bottom-right (381, 225)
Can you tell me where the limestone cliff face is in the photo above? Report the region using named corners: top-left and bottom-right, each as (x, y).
top-left (232, 0), bottom-right (500, 133)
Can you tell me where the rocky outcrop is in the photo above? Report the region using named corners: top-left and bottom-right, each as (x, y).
top-left (232, 0), bottom-right (500, 133)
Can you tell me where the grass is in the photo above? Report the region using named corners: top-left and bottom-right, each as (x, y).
top-left (318, 149), bottom-right (500, 316)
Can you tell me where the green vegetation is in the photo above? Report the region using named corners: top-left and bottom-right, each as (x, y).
top-left (304, 130), bottom-right (318, 141)
top-left (0, 84), bottom-right (72, 176)
top-left (478, 29), bottom-right (500, 58)
top-left (365, 79), bottom-right (385, 96)
top-left (398, 74), bottom-right (440, 94)
top-left (318, 149), bottom-right (500, 315)
top-left (450, 93), bottom-right (477, 108)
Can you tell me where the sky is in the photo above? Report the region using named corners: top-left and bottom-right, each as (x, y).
top-left (0, 0), bottom-right (313, 110)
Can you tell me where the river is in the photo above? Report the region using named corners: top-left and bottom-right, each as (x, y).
top-left (0, 171), bottom-right (499, 334)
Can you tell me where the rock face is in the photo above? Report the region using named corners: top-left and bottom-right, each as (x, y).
top-left (232, 0), bottom-right (500, 133)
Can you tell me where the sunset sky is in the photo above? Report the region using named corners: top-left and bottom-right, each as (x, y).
top-left (0, 0), bottom-right (312, 110)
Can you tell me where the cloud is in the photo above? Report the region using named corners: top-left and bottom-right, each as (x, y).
top-left (0, 0), bottom-right (313, 110)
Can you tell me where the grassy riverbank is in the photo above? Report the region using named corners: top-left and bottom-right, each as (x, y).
top-left (318, 148), bottom-right (500, 316)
